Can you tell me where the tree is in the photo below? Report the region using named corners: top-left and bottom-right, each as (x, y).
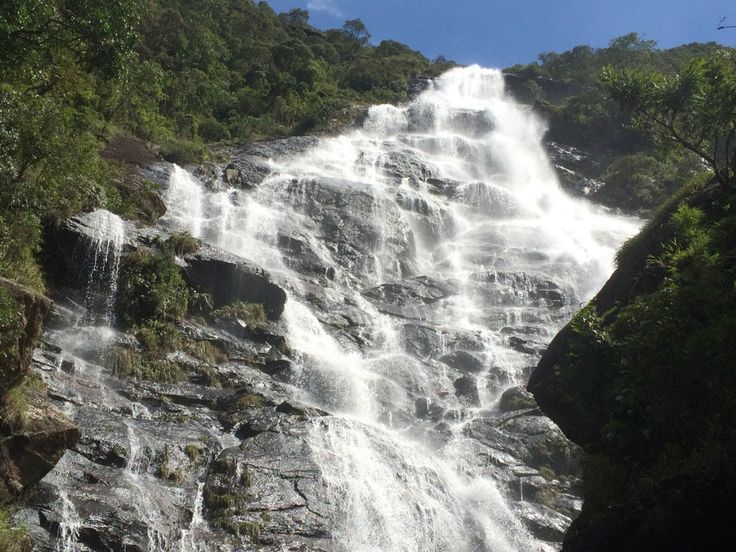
top-left (342, 18), bottom-right (370, 46)
top-left (602, 49), bottom-right (736, 187)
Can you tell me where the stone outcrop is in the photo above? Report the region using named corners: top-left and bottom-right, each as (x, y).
top-left (0, 279), bottom-right (80, 505)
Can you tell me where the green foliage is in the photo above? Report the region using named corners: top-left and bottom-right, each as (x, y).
top-left (507, 35), bottom-right (729, 213)
top-left (117, 251), bottom-right (189, 326)
top-left (0, 288), bottom-right (21, 366)
top-left (211, 302), bottom-right (266, 327)
top-left (593, 153), bottom-right (705, 212)
top-left (558, 189), bottom-right (736, 516)
top-left (602, 49), bottom-right (736, 187)
top-left (1, 0), bottom-right (445, 290)
top-left (0, 508), bottom-right (30, 552)
top-left (162, 232), bottom-right (201, 257)
top-left (106, 346), bottom-right (184, 383)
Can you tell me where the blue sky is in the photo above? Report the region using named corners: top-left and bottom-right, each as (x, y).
top-left (266, 0), bottom-right (736, 68)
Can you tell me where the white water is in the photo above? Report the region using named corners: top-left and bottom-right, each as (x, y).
top-left (161, 66), bottom-right (639, 550)
top-left (81, 209), bottom-right (126, 324)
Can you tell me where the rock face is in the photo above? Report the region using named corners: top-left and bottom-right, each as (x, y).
top-left (0, 278), bottom-right (80, 505)
top-left (0, 278), bottom-right (52, 395)
top-left (26, 104), bottom-right (616, 550)
top-left (182, 245), bottom-right (288, 321)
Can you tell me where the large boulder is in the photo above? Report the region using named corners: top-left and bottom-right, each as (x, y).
top-left (0, 393), bottom-right (81, 504)
top-left (182, 244), bottom-right (287, 321)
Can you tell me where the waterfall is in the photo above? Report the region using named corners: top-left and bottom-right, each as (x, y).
top-left (159, 65), bottom-right (641, 550)
top-left (81, 209), bottom-right (126, 324)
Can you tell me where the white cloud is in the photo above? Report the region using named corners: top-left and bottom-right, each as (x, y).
top-left (307, 0), bottom-right (342, 18)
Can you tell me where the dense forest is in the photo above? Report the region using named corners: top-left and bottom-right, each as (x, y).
top-left (0, 0), bottom-right (452, 292)
top-left (506, 35), bottom-right (730, 213)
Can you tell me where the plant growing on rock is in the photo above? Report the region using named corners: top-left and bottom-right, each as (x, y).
top-left (117, 250), bottom-right (189, 326)
top-left (211, 302), bottom-right (266, 327)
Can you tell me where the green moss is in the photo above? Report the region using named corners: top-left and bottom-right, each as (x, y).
top-left (183, 339), bottom-right (228, 365)
top-left (1, 386), bottom-right (29, 431)
top-left (211, 302), bottom-right (266, 327)
top-left (106, 347), bottom-right (184, 383)
top-left (134, 320), bottom-right (182, 356)
top-left (233, 394), bottom-right (266, 410)
top-left (184, 443), bottom-right (204, 463)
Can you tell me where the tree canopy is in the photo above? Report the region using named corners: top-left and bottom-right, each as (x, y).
top-left (603, 50), bottom-right (736, 187)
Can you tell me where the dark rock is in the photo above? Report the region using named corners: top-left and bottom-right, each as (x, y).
top-left (453, 376), bottom-right (480, 405)
top-left (415, 398), bottom-right (430, 419)
top-left (221, 156), bottom-right (273, 190)
top-left (182, 244), bottom-right (287, 321)
top-left (407, 76), bottom-right (433, 99)
top-left (0, 393), bottom-right (81, 503)
top-left (499, 386), bottom-right (538, 412)
top-left (438, 351), bottom-right (484, 373)
top-left (508, 336), bottom-right (547, 356)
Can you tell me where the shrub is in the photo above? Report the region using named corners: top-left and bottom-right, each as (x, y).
top-left (134, 320), bottom-right (183, 356)
top-left (163, 232), bottom-right (201, 257)
top-left (211, 302), bottom-right (266, 327)
top-left (117, 251), bottom-right (189, 326)
top-left (0, 508), bottom-right (31, 552)
top-left (0, 288), bottom-right (21, 367)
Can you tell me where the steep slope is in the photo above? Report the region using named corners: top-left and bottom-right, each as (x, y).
top-left (528, 177), bottom-right (736, 551)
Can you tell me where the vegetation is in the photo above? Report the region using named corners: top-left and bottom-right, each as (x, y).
top-left (558, 190), bottom-right (736, 519)
top-left (506, 34), bottom-right (729, 213)
top-left (116, 250), bottom-right (189, 326)
top-left (210, 302), bottom-right (266, 327)
top-left (0, 508), bottom-right (31, 552)
top-left (0, 0), bottom-right (451, 292)
top-left (0, 288), bottom-right (21, 369)
top-left (603, 49), bottom-right (736, 188)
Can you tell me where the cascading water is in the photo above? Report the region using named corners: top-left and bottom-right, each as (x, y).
top-left (81, 209), bottom-right (126, 324)
top-left (159, 65), bottom-right (640, 551)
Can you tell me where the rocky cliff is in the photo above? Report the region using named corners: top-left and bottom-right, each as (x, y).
top-left (0, 278), bottom-right (81, 550)
top-left (528, 178), bottom-right (736, 551)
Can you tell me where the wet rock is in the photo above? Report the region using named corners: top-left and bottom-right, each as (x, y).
top-left (43, 210), bottom-right (131, 289)
top-left (362, 276), bottom-right (457, 319)
top-left (508, 336), bottom-right (547, 356)
top-left (284, 176), bottom-right (416, 281)
top-left (0, 393), bottom-right (81, 503)
top-left (401, 324), bottom-right (442, 358)
top-left (373, 149), bottom-right (436, 182)
top-left (453, 376), bottom-right (480, 405)
top-left (182, 244), bottom-right (287, 321)
top-left (204, 422), bottom-right (333, 549)
top-left (514, 501), bottom-right (571, 542)
top-left (221, 155), bottom-right (273, 190)
top-left (439, 350), bottom-right (484, 373)
top-left (241, 136), bottom-right (320, 159)
top-left (471, 271), bottom-right (570, 309)
top-left (415, 397), bottom-right (430, 418)
top-left (499, 386), bottom-right (538, 412)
